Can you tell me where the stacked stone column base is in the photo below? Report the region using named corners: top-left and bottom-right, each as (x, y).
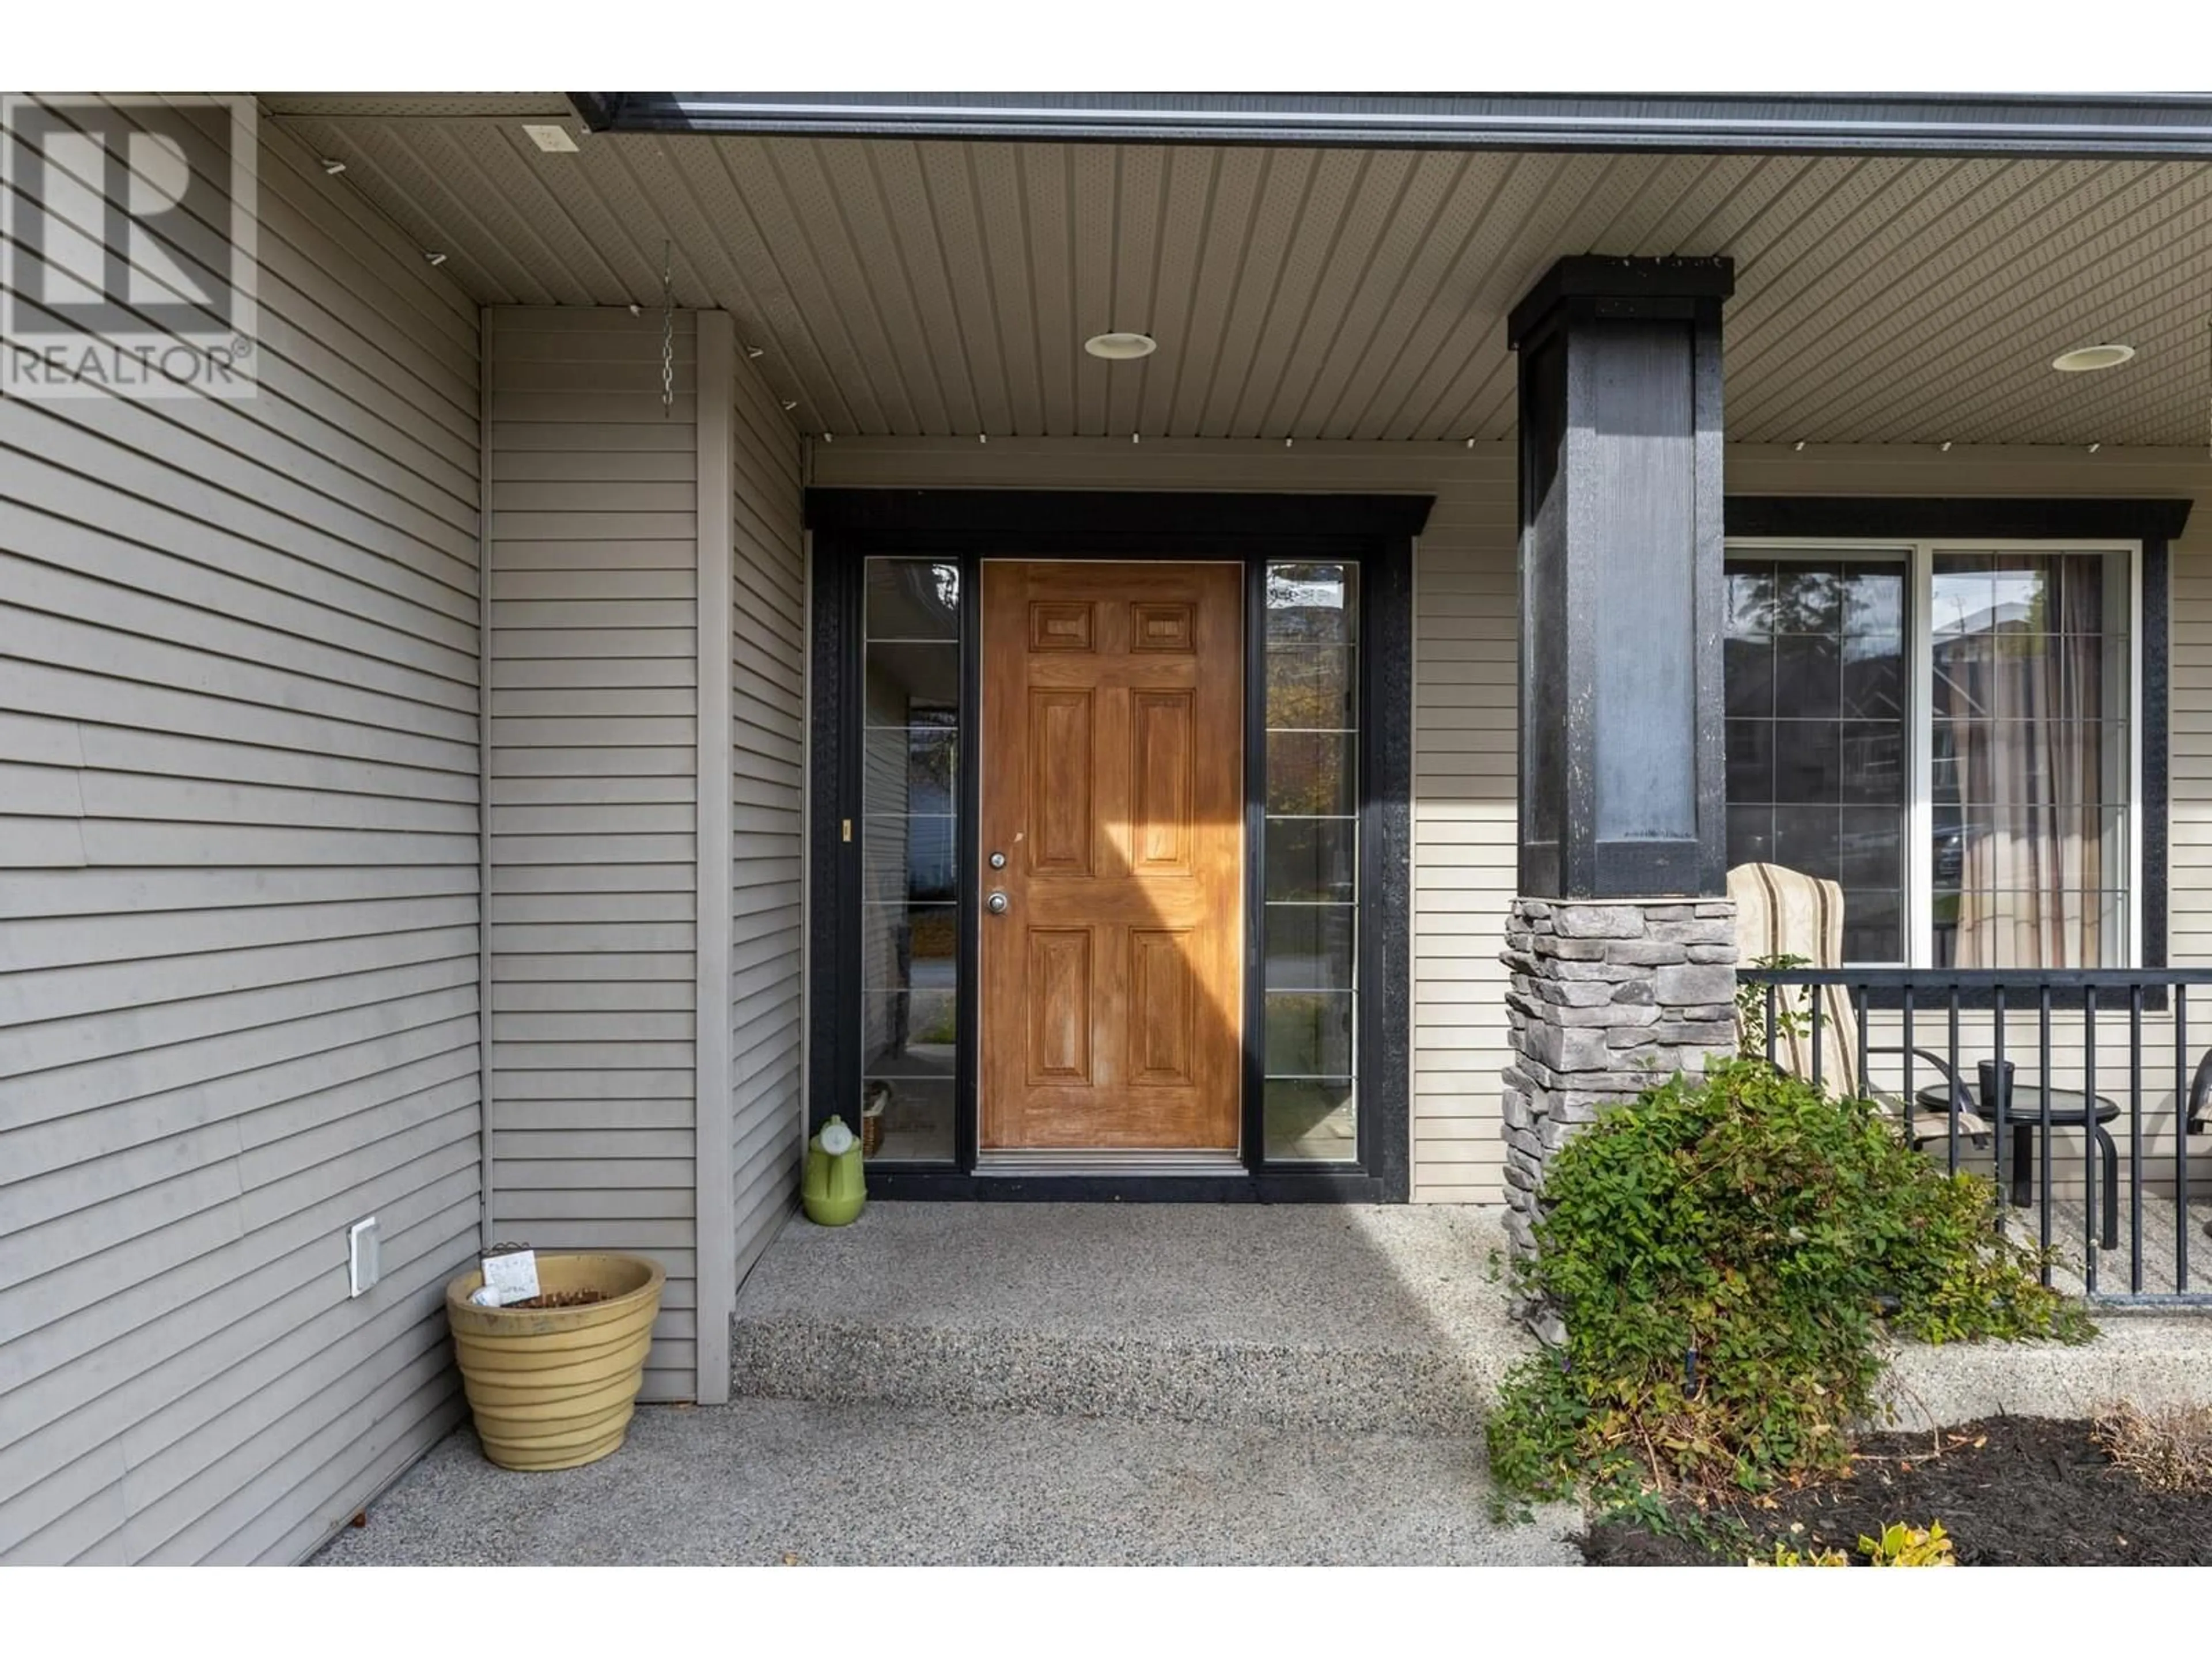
top-left (1501, 897), bottom-right (1738, 1342)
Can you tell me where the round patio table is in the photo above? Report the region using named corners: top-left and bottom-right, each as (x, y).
top-left (1914, 1080), bottom-right (2119, 1250)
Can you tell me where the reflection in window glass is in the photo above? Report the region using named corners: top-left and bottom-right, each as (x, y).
top-left (1724, 546), bottom-right (2133, 969)
top-left (1262, 562), bottom-right (1358, 1161)
top-left (1724, 555), bottom-right (1910, 963)
top-left (861, 558), bottom-right (961, 1161)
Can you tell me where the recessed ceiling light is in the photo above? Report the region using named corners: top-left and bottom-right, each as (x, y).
top-left (522, 124), bottom-right (581, 154)
top-left (1084, 331), bottom-right (1157, 361)
top-left (2051, 343), bottom-right (2135, 373)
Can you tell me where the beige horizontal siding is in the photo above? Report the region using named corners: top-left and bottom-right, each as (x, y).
top-left (812, 436), bottom-right (2211, 1203)
top-left (485, 309), bottom-right (702, 1398)
top-left (0, 116), bottom-right (482, 1563)
top-left (726, 339), bottom-right (806, 1295)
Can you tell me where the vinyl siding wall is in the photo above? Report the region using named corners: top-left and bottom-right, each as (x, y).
top-left (482, 308), bottom-right (804, 1406)
top-left (726, 339), bottom-right (807, 1294)
top-left (810, 437), bottom-right (2211, 1202)
top-left (483, 309), bottom-right (701, 1400)
top-left (0, 123), bottom-right (484, 1562)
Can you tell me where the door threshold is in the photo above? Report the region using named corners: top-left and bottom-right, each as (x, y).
top-left (975, 1149), bottom-right (1244, 1178)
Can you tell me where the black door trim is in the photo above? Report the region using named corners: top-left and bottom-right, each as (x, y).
top-left (806, 488), bottom-right (1425, 1203)
top-left (805, 487), bottom-right (1434, 544)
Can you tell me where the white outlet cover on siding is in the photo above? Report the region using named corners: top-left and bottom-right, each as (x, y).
top-left (347, 1217), bottom-right (380, 1298)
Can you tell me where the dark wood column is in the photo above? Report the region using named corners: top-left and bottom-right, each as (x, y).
top-left (1509, 255), bottom-right (1733, 899)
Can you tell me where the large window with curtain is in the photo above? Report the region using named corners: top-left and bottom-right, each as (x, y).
top-left (1724, 542), bottom-right (2138, 969)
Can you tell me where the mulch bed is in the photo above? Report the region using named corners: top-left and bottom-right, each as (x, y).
top-left (1579, 1416), bottom-right (2212, 1566)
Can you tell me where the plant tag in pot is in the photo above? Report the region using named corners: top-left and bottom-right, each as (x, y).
top-left (482, 1245), bottom-right (539, 1306)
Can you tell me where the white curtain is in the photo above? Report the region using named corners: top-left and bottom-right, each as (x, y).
top-left (1940, 554), bottom-right (2116, 968)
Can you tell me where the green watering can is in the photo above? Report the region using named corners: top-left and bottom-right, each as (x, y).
top-left (801, 1116), bottom-right (866, 1226)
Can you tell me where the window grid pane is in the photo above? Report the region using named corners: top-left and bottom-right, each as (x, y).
top-left (860, 558), bottom-right (961, 1162)
top-left (1722, 556), bottom-right (1909, 963)
top-left (1930, 550), bottom-right (2129, 969)
top-left (1263, 562), bottom-right (1359, 1162)
top-left (1725, 546), bottom-right (2133, 971)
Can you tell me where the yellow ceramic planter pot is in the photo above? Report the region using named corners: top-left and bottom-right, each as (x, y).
top-left (444, 1252), bottom-right (665, 1471)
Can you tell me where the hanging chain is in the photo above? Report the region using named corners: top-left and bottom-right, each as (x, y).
top-left (659, 240), bottom-right (675, 418)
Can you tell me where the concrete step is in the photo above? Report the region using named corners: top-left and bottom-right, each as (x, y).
top-left (729, 1202), bottom-right (1535, 1433)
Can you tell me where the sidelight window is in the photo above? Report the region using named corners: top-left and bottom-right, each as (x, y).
top-left (1262, 561), bottom-right (1360, 1160)
top-left (859, 558), bottom-right (962, 1161)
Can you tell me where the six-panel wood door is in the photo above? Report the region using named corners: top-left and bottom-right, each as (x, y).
top-left (979, 562), bottom-right (1244, 1150)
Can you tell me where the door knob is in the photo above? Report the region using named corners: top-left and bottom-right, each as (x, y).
top-left (986, 891), bottom-right (1009, 915)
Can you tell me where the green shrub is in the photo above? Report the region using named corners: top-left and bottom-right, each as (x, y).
top-left (1487, 1060), bottom-right (2091, 1512)
top-left (1734, 952), bottom-right (1810, 1059)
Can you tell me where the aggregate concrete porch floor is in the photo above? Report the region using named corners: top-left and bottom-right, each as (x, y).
top-left (317, 1204), bottom-right (1580, 1566)
top-left (2026, 1196), bottom-right (2212, 1297)
top-left (736, 1202), bottom-right (1519, 1348)
top-left (726, 1202), bottom-right (1533, 1433)
top-left (312, 1401), bottom-right (1582, 1566)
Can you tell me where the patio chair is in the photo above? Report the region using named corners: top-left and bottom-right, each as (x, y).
top-left (2187, 1050), bottom-right (2212, 1138)
top-left (2175, 1055), bottom-right (2212, 1243)
top-left (2179, 1047), bottom-right (2212, 1243)
top-left (1727, 861), bottom-right (1990, 1152)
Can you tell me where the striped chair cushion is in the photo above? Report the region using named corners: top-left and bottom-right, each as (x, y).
top-left (1726, 861), bottom-right (1987, 1142)
top-left (1728, 861), bottom-right (1862, 1096)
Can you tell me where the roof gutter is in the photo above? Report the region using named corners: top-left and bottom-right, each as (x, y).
top-left (565, 91), bottom-right (2212, 160)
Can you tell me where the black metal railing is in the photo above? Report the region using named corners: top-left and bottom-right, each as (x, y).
top-left (1737, 966), bottom-right (2212, 1305)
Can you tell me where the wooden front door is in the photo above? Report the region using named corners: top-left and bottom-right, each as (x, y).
top-left (980, 562), bottom-right (1244, 1151)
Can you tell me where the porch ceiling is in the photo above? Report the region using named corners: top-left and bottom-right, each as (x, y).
top-left (268, 102), bottom-right (2212, 448)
